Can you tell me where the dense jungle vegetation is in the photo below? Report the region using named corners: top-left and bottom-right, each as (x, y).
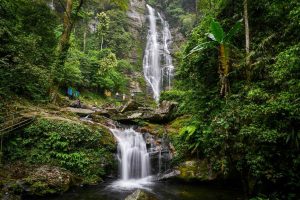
top-left (160, 0), bottom-right (300, 199)
top-left (0, 0), bottom-right (299, 199)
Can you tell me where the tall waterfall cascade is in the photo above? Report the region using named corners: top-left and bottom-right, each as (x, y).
top-left (143, 5), bottom-right (174, 102)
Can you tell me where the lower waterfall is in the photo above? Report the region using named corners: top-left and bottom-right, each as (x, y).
top-left (110, 128), bottom-right (152, 189)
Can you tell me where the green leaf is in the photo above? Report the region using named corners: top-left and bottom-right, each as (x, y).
top-left (210, 20), bottom-right (224, 43)
top-left (224, 19), bottom-right (243, 42)
top-left (185, 41), bottom-right (215, 58)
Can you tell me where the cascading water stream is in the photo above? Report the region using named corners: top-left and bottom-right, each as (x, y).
top-left (110, 128), bottom-right (152, 190)
top-left (143, 5), bottom-right (174, 102)
top-left (49, 0), bottom-right (55, 10)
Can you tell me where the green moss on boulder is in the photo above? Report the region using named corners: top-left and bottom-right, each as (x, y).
top-left (177, 160), bottom-right (218, 182)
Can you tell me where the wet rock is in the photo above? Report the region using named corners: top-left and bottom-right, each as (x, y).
top-left (177, 160), bottom-right (218, 181)
top-left (1, 193), bottom-right (21, 200)
top-left (125, 189), bottom-right (158, 200)
top-left (65, 107), bottom-right (94, 116)
top-left (111, 101), bottom-right (178, 124)
top-left (120, 100), bottom-right (142, 113)
top-left (90, 114), bottom-right (116, 128)
top-left (23, 165), bottom-right (76, 196)
top-left (154, 101), bottom-right (178, 120)
top-left (155, 169), bottom-right (181, 181)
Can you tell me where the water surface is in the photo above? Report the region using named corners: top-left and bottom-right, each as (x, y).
top-left (42, 181), bottom-right (243, 200)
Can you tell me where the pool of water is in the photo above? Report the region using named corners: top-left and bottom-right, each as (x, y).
top-left (34, 180), bottom-right (243, 200)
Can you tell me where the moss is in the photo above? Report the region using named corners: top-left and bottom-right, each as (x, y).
top-left (178, 160), bottom-right (217, 182)
top-left (3, 118), bottom-right (117, 186)
top-left (28, 181), bottom-right (57, 196)
top-left (166, 115), bottom-right (192, 135)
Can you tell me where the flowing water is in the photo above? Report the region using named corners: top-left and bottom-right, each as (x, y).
top-left (48, 0), bottom-right (55, 10)
top-left (143, 5), bottom-right (174, 102)
top-left (109, 128), bottom-right (153, 190)
top-left (40, 182), bottom-right (242, 200)
top-left (38, 128), bottom-right (242, 200)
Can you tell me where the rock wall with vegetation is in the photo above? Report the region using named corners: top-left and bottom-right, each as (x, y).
top-left (1, 118), bottom-right (116, 197)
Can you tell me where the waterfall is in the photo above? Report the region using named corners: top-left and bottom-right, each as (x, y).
top-left (110, 128), bottom-right (152, 189)
top-left (49, 0), bottom-right (55, 10)
top-left (143, 5), bottom-right (174, 102)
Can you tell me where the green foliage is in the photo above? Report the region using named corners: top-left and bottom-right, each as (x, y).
top-left (3, 118), bottom-right (116, 182)
top-left (173, 0), bottom-right (300, 198)
top-left (0, 0), bottom-right (58, 100)
top-left (105, 9), bottom-right (134, 58)
top-left (148, 0), bottom-right (197, 35)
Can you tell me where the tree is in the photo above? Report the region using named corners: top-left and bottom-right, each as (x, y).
top-left (244, 0), bottom-right (250, 80)
top-left (187, 19), bottom-right (242, 97)
top-left (96, 12), bottom-right (110, 50)
top-left (0, 0), bottom-right (58, 99)
top-left (58, 0), bottom-right (84, 65)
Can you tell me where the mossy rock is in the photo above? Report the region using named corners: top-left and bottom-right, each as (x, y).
top-left (125, 189), bottom-right (158, 200)
top-left (23, 165), bottom-right (75, 196)
top-left (166, 115), bottom-right (192, 135)
top-left (177, 160), bottom-right (218, 182)
top-left (139, 122), bottom-right (165, 136)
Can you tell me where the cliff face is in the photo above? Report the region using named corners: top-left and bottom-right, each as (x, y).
top-left (125, 0), bottom-right (149, 102)
top-left (127, 0), bottom-right (147, 66)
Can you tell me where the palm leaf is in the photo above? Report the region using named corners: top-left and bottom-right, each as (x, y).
top-left (210, 20), bottom-right (224, 43)
top-left (185, 41), bottom-right (215, 58)
top-left (224, 19), bottom-right (243, 42)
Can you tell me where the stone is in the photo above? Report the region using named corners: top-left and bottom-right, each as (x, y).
top-left (127, 112), bottom-right (143, 119)
top-left (23, 165), bottom-right (75, 196)
top-left (120, 100), bottom-right (142, 113)
top-left (65, 107), bottom-right (94, 116)
top-left (155, 169), bottom-right (180, 181)
top-left (156, 101), bottom-right (178, 117)
top-left (177, 160), bottom-right (218, 181)
top-left (125, 189), bottom-right (158, 200)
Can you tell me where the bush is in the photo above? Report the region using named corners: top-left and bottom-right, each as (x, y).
top-left (3, 118), bottom-right (116, 183)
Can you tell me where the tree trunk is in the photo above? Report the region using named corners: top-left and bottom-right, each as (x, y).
top-left (83, 30), bottom-right (87, 52)
top-left (101, 35), bottom-right (104, 50)
top-left (195, 0), bottom-right (198, 16)
top-left (58, 0), bottom-right (73, 64)
top-left (219, 44), bottom-right (230, 97)
top-left (244, 0), bottom-right (250, 81)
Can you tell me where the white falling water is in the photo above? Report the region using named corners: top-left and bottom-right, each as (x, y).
top-left (110, 128), bottom-right (152, 190)
top-left (143, 5), bottom-right (174, 102)
top-left (49, 0), bottom-right (55, 10)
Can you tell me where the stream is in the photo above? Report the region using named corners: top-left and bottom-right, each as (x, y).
top-left (38, 182), bottom-right (242, 200)
top-left (29, 127), bottom-right (243, 200)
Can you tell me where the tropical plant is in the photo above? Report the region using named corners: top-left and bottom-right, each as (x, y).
top-left (187, 19), bottom-right (242, 97)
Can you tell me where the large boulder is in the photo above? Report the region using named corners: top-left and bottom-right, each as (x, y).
top-left (111, 101), bottom-right (178, 124)
top-left (177, 160), bottom-right (218, 182)
top-left (120, 100), bottom-right (143, 113)
top-left (158, 101), bottom-right (178, 116)
top-left (23, 165), bottom-right (76, 196)
top-left (65, 107), bottom-right (94, 116)
top-left (155, 169), bottom-right (181, 181)
top-left (125, 189), bottom-right (158, 200)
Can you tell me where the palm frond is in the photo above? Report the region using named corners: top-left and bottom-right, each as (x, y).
top-left (224, 19), bottom-right (243, 42)
top-left (185, 41), bottom-right (215, 58)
